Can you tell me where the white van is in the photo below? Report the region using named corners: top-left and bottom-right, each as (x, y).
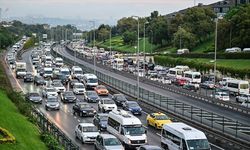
top-left (83, 74), bottom-right (98, 89)
top-left (225, 79), bottom-right (249, 95)
top-left (107, 110), bottom-right (147, 149)
top-left (60, 67), bottom-right (71, 79)
top-left (184, 71), bottom-right (201, 83)
top-left (177, 49), bottom-right (189, 55)
top-left (225, 47), bottom-right (241, 53)
top-left (71, 66), bottom-right (83, 79)
top-left (243, 48), bottom-right (250, 52)
top-left (43, 67), bottom-right (53, 78)
top-left (219, 77), bottom-right (234, 86)
top-left (161, 122), bottom-right (211, 150)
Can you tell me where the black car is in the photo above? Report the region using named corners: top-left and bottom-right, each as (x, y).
top-left (73, 102), bottom-right (97, 117)
top-left (93, 113), bottom-right (108, 131)
top-left (122, 101), bottom-right (142, 115)
top-left (112, 94), bottom-right (127, 106)
top-left (60, 91), bottom-right (77, 103)
top-left (57, 74), bottom-right (68, 85)
top-left (25, 92), bottom-right (42, 103)
top-left (70, 79), bottom-right (79, 88)
top-left (24, 72), bottom-right (34, 82)
top-left (84, 91), bottom-right (100, 103)
top-left (183, 84), bottom-right (197, 92)
top-left (39, 68), bottom-right (45, 76)
top-left (34, 75), bottom-right (46, 86)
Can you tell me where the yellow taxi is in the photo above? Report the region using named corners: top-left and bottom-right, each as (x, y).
top-left (146, 112), bottom-right (172, 129)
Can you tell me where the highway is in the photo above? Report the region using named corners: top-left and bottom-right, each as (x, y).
top-left (56, 45), bottom-right (250, 125)
top-left (12, 49), bottom-right (163, 150)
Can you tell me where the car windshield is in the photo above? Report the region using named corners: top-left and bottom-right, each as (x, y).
top-left (155, 115), bottom-right (169, 120)
top-left (30, 93), bottom-right (40, 97)
top-left (104, 138), bottom-right (121, 146)
top-left (116, 95), bottom-right (126, 100)
top-left (97, 86), bottom-right (106, 90)
top-left (128, 102), bottom-right (139, 107)
top-left (47, 97), bottom-right (58, 102)
top-left (61, 70), bottom-right (70, 75)
top-left (75, 70), bottom-right (83, 74)
top-left (65, 92), bottom-right (74, 96)
top-left (88, 79), bottom-right (98, 83)
top-left (47, 88), bottom-right (55, 92)
top-left (75, 84), bottom-right (84, 88)
top-left (79, 104), bottom-right (91, 109)
top-left (82, 126), bottom-right (98, 132)
top-left (240, 84), bottom-right (249, 89)
top-left (87, 91), bottom-right (98, 96)
top-left (104, 99), bottom-right (114, 104)
top-left (186, 139), bottom-right (210, 150)
top-left (194, 74), bottom-right (201, 79)
top-left (123, 125), bottom-right (145, 136)
top-left (100, 116), bottom-right (108, 121)
top-left (45, 71), bottom-right (52, 74)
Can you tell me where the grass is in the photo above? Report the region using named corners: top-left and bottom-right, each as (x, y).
top-left (97, 36), bottom-right (160, 53)
top-left (192, 38), bottom-right (214, 53)
top-left (0, 90), bottom-right (47, 150)
top-left (189, 58), bottom-right (250, 70)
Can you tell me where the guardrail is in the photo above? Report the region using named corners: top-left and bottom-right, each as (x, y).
top-left (65, 45), bottom-right (250, 115)
top-left (52, 46), bottom-right (250, 149)
top-left (31, 108), bottom-right (80, 150)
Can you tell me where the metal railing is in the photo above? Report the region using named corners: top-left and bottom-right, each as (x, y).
top-left (52, 46), bottom-right (250, 149)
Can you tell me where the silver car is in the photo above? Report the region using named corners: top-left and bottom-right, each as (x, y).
top-left (95, 134), bottom-right (124, 150)
top-left (45, 96), bottom-right (60, 110)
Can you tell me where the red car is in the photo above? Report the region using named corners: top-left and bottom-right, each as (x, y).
top-left (174, 78), bottom-right (187, 86)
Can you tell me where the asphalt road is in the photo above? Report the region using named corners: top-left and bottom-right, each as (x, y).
top-left (56, 46), bottom-right (250, 125)
top-left (14, 49), bottom-right (162, 150)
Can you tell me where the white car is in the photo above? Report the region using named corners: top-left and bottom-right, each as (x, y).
top-left (53, 82), bottom-right (66, 93)
top-left (73, 83), bottom-right (86, 95)
top-left (241, 101), bottom-right (250, 108)
top-left (236, 94), bottom-right (250, 103)
top-left (75, 123), bottom-right (99, 144)
top-left (42, 87), bottom-right (58, 98)
top-left (215, 92), bottom-right (230, 101)
top-left (98, 98), bottom-right (117, 113)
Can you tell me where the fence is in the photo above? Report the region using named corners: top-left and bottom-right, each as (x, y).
top-left (52, 46), bottom-right (250, 148)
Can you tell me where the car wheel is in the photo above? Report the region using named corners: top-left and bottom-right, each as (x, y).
top-left (94, 145), bottom-right (98, 150)
top-left (45, 106), bottom-right (48, 111)
top-left (102, 108), bottom-right (105, 113)
top-left (155, 123), bottom-right (158, 129)
top-left (98, 106), bottom-right (100, 111)
top-left (81, 137), bottom-right (85, 144)
top-left (147, 120), bottom-right (150, 126)
top-left (75, 132), bottom-right (78, 139)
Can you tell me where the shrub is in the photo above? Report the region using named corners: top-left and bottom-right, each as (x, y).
top-left (40, 132), bottom-right (63, 150)
top-left (0, 127), bottom-right (16, 144)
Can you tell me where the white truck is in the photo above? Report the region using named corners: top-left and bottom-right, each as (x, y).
top-left (15, 62), bottom-right (27, 78)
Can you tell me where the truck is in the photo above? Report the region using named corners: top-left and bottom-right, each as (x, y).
top-left (15, 62), bottom-right (27, 78)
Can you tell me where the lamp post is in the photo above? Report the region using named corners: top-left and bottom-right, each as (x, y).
top-left (132, 15), bottom-right (140, 101)
top-left (110, 27), bottom-right (112, 55)
top-left (143, 21), bottom-right (149, 76)
top-left (214, 16), bottom-right (223, 84)
top-left (89, 21), bottom-right (96, 74)
top-left (150, 30), bottom-right (153, 54)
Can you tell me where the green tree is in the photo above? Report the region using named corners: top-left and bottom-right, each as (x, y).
top-left (122, 31), bottom-right (136, 45)
top-left (173, 27), bottom-right (197, 49)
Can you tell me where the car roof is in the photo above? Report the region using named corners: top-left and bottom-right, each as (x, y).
top-left (79, 123), bottom-right (95, 127)
top-left (102, 98), bottom-right (112, 101)
top-left (127, 101), bottom-right (138, 104)
top-left (152, 112), bottom-right (166, 116)
top-left (99, 134), bottom-right (117, 139)
top-left (97, 113), bottom-right (108, 116)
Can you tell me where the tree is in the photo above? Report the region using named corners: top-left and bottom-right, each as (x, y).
top-left (117, 17), bottom-right (137, 34)
top-left (173, 27), bottom-right (197, 49)
top-left (122, 31), bottom-right (136, 45)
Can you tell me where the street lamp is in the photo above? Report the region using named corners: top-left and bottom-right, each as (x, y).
top-left (89, 21), bottom-right (96, 74)
top-left (143, 21), bottom-right (149, 76)
top-left (150, 30), bottom-right (153, 54)
top-left (132, 15), bottom-right (140, 101)
top-left (110, 27), bottom-right (112, 55)
top-left (214, 16), bottom-right (223, 84)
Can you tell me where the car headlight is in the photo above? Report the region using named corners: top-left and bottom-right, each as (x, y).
top-left (127, 139), bottom-right (131, 144)
top-left (128, 108), bottom-right (132, 111)
top-left (93, 110), bottom-right (96, 113)
top-left (56, 104), bottom-right (60, 107)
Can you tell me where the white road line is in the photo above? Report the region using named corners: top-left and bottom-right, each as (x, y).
top-left (209, 142), bottom-right (224, 150)
top-left (156, 133), bottom-right (161, 137)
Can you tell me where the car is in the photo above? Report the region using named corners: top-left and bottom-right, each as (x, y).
top-left (70, 79), bottom-right (79, 88)
top-left (75, 123), bottom-right (99, 144)
top-left (95, 134), bottom-right (124, 150)
top-left (138, 145), bottom-right (162, 150)
top-left (98, 98), bottom-right (117, 113)
top-left (146, 112), bottom-right (172, 129)
top-left (45, 96), bottom-right (60, 111)
top-left (236, 94), bottom-right (250, 103)
top-left (112, 94), bottom-right (127, 106)
top-left (183, 84), bottom-right (197, 92)
top-left (73, 102), bottom-right (97, 117)
top-left (241, 101), bottom-right (250, 108)
top-left (122, 101), bottom-right (142, 115)
top-left (34, 75), bottom-right (46, 86)
top-left (24, 72), bottom-right (34, 82)
top-left (93, 113), bottom-right (108, 131)
top-left (200, 81), bottom-right (215, 89)
top-left (173, 78), bottom-right (187, 86)
top-left (215, 92), bottom-right (230, 101)
top-left (73, 83), bottom-right (85, 95)
top-left (52, 82), bottom-right (66, 93)
top-left (25, 92), bottom-right (42, 103)
top-left (42, 86), bottom-right (58, 98)
top-left (94, 85), bottom-right (109, 96)
top-left (60, 91), bottom-right (77, 103)
top-left (161, 77), bottom-right (172, 85)
top-left (84, 91), bottom-right (100, 103)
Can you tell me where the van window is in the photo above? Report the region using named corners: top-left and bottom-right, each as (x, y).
top-left (186, 139), bottom-right (210, 150)
top-left (169, 70), bottom-right (176, 75)
top-left (162, 129), bottom-right (181, 146)
top-left (228, 83), bottom-right (238, 89)
top-left (108, 118), bottom-right (120, 131)
top-left (240, 84), bottom-right (249, 89)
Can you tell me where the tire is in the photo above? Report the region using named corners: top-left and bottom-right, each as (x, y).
top-left (147, 120), bottom-right (150, 126)
top-left (81, 137), bottom-right (85, 144)
top-left (155, 123), bottom-right (158, 129)
top-left (94, 145), bottom-right (98, 150)
top-left (102, 108), bottom-right (105, 113)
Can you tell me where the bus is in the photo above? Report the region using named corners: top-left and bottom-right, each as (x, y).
top-left (184, 71), bottom-right (201, 83)
top-left (161, 122), bottom-right (211, 150)
top-left (82, 74), bottom-right (98, 89)
top-left (107, 110), bottom-right (147, 149)
top-left (225, 79), bottom-right (249, 95)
